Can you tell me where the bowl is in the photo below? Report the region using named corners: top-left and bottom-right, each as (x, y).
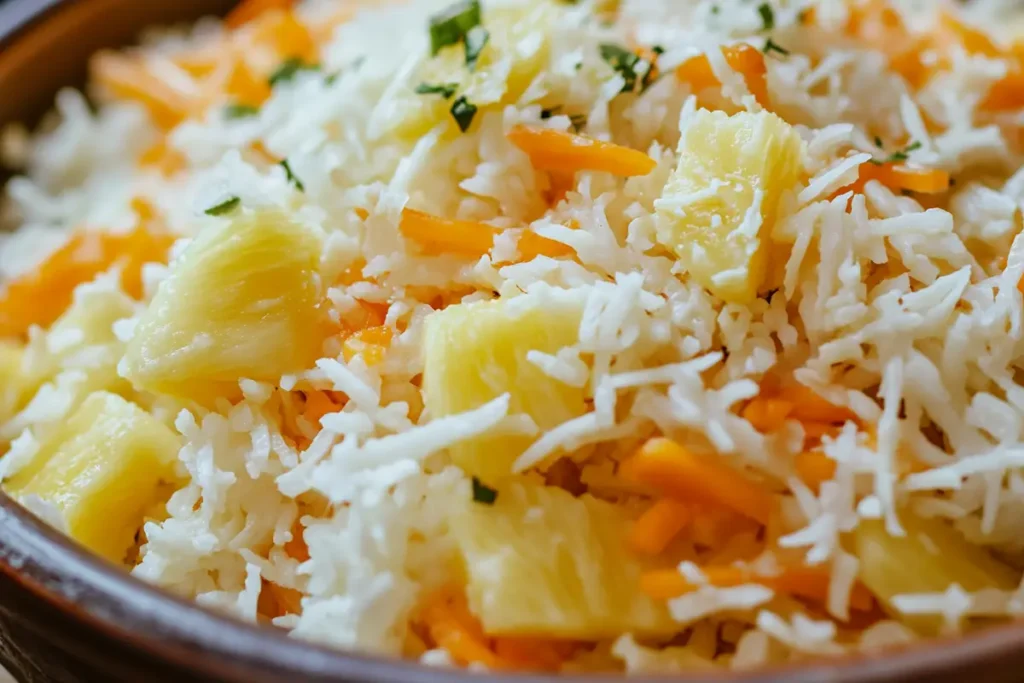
top-left (2, 1), bottom-right (1024, 682)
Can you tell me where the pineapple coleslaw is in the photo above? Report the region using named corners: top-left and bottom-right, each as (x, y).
top-left (7, 0), bottom-right (1024, 674)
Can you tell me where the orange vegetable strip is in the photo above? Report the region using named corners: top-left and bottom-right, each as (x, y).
top-left (492, 637), bottom-right (573, 672)
top-left (140, 140), bottom-right (186, 176)
top-left (623, 438), bottom-right (776, 525)
top-left (516, 230), bottom-right (575, 261)
top-left (420, 589), bottom-right (507, 670)
top-left (226, 58), bottom-right (272, 107)
top-left (507, 126), bottom-right (656, 177)
top-left (226, 0), bottom-right (295, 29)
top-left (860, 163), bottom-right (951, 195)
top-left (92, 53), bottom-right (192, 130)
top-left (303, 390), bottom-right (340, 425)
top-left (254, 10), bottom-right (317, 62)
top-left (675, 44), bottom-right (768, 107)
top-left (776, 385), bottom-right (858, 424)
top-left (0, 228), bottom-right (173, 338)
top-left (284, 520), bottom-right (310, 562)
top-left (938, 10), bottom-right (1001, 58)
top-left (981, 71), bottom-right (1024, 112)
top-left (400, 208), bottom-right (497, 257)
top-left (640, 565), bottom-right (874, 611)
top-left (794, 450), bottom-right (837, 492)
top-left (741, 397), bottom-right (794, 433)
top-left (342, 325), bottom-right (393, 366)
top-left (628, 499), bottom-right (691, 555)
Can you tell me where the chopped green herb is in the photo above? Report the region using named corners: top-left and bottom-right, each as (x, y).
top-left (268, 57), bottom-right (320, 87)
top-left (870, 140), bottom-right (922, 165)
top-left (416, 82), bottom-right (460, 99)
top-left (540, 106), bottom-right (562, 119)
top-left (757, 3), bottom-right (774, 30)
top-left (429, 0), bottom-right (482, 56)
top-left (205, 196), bottom-right (240, 216)
top-left (874, 136), bottom-right (884, 148)
top-left (711, 4), bottom-right (721, 14)
top-left (465, 26), bottom-right (490, 72)
top-left (224, 103), bottom-right (259, 119)
top-left (600, 43), bottom-right (644, 94)
top-left (763, 38), bottom-right (789, 57)
top-left (471, 477), bottom-right (498, 504)
top-left (280, 160), bottom-right (305, 192)
top-left (450, 95), bottom-right (478, 132)
top-left (652, 45), bottom-right (665, 56)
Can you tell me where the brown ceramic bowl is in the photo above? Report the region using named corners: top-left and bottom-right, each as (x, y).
top-left (2, 1), bottom-right (1024, 682)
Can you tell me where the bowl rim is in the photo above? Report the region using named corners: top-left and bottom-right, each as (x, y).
top-left (3, 0), bottom-right (1024, 681)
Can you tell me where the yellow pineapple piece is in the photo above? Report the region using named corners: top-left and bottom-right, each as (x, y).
top-left (388, 0), bottom-right (557, 138)
top-left (449, 479), bottom-right (675, 639)
top-left (4, 391), bottom-right (181, 563)
top-left (122, 210), bottom-right (327, 405)
top-left (655, 109), bottom-right (804, 303)
top-left (0, 342), bottom-right (28, 424)
top-left (855, 514), bottom-right (1018, 635)
top-left (422, 289), bottom-right (586, 482)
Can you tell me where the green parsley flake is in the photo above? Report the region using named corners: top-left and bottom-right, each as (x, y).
top-left (600, 43), bottom-right (645, 94)
top-left (415, 82), bottom-right (460, 99)
top-left (450, 96), bottom-right (478, 132)
top-left (268, 57), bottom-right (321, 87)
top-left (429, 0), bottom-right (483, 56)
top-left (763, 38), bottom-right (790, 57)
top-left (280, 160), bottom-right (305, 192)
top-left (224, 103), bottom-right (259, 119)
top-left (870, 140), bottom-right (922, 165)
top-left (757, 3), bottom-right (774, 31)
top-left (205, 197), bottom-right (241, 217)
top-left (471, 477), bottom-right (498, 504)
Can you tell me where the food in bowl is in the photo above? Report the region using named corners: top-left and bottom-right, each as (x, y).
top-left (3, 0), bottom-right (1024, 673)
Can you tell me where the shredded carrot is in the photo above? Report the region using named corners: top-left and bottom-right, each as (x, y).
top-left (507, 126), bottom-right (657, 177)
top-left (628, 499), bottom-right (691, 555)
top-left (545, 169), bottom-right (577, 206)
top-left (342, 325), bottom-right (393, 366)
top-left (981, 70), bottom-right (1024, 112)
top-left (0, 228), bottom-right (174, 338)
top-left (303, 390), bottom-right (340, 426)
top-left (860, 162), bottom-right (951, 195)
top-left (226, 0), bottom-right (295, 29)
top-left (623, 438), bottom-right (776, 525)
top-left (419, 588), bottom-right (507, 670)
top-left (675, 44), bottom-right (768, 108)
top-left (776, 384), bottom-right (858, 424)
top-left (140, 140), bottom-right (186, 176)
top-left (341, 299), bottom-right (388, 332)
top-left (937, 10), bottom-right (1001, 58)
top-left (130, 196), bottom-right (158, 224)
top-left (1018, 273), bottom-right (1024, 296)
top-left (400, 208), bottom-right (497, 257)
top-left (741, 397), bottom-right (795, 433)
top-left (640, 564), bottom-right (874, 611)
top-left (225, 58), bottom-right (272, 108)
top-left (516, 230), bottom-right (576, 261)
top-left (801, 421), bottom-right (843, 442)
top-left (92, 53), bottom-right (193, 130)
top-left (253, 10), bottom-right (317, 63)
top-left (794, 450), bottom-right (837, 492)
top-left (492, 637), bottom-right (575, 672)
top-left (284, 520), bottom-right (310, 563)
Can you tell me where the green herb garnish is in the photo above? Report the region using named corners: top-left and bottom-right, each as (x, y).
top-left (874, 136), bottom-right (884, 148)
top-left (416, 82), bottom-right (460, 99)
top-left (205, 196), bottom-right (241, 216)
top-left (757, 3), bottom-right (774, 30)
top-left (280, 160), bottom-right (305, 192)
top-left (268, 57), bottom-right (321, 86)
top-left (429, 0), bottom-right (482, 56)
top-left (471, 477), bottom-right (498, 504)
top-left (763, 38), bottom-right (789, 57)
top-left (540, 107), bottom-right (587, 131)
top-left (870, 140), bottom-right (922, 165)
top-left (600, 43), bottom-right (644, 94)
top-left (450, 96), bottom-right (478, 132)
top-left (465, 26), bottom-right (490, 72)
top-left (224, 103), bottom-right (260, 119)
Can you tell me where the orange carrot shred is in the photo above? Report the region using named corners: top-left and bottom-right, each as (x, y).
top-left (226, 0), bottom-right (295, 29)
top-left (742, 397), bottom-right (795, 433)
top-left (938, 10), bottom-right (1001, 58)
top-left (225, 58), bottom-right (272, 108)
top-left (507, 126), bottom-right (657, 177)
top-left (400, 208), bottom-right (497, 257)
top-left (254, 10), bottom-right (317, 63)
top-left (777, 385), bottom-right (858, 424)
top-left (140, 140), bottom-right (187, 176)
top-left (284, 519), bottom-right (310, 562)
top-left (420, 588), bottom-right (507, 670)
top-left (92, 53), bottom-right (193, 130)
top-left (623, 438), bottom-right (776, 525)
top-left (628, 499), bottom-right (691, 555)
top-left (794, 450), bottom-right (837, 492)
top-left (675, 44), bottom-right (768, 108)
top-left (981, 71), bottom-right (1024, 112)
top-left (516, 230), bottom-right (576, 261)
top-left (640, 564), bottom-right (874, 612)
top-left (342, 325), bottom-right (393, 366)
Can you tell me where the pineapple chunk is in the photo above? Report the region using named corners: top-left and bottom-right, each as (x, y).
top-left (655, 109), bottom-right (803, 303)
top-left (4, 391), bottom-right (180, 563)
top-left (388, 1), bottom-right (557, 138)
top-left (422, 289), bottom-right (586, 482)
top-left (449, 480), bottom-right (675, 639)
top-left (122, 211), bottom-right (327, 404)
top-left (0, 342), bottom-right (28, 424)
top-left (855, 515), bottom-right (1018, 635)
